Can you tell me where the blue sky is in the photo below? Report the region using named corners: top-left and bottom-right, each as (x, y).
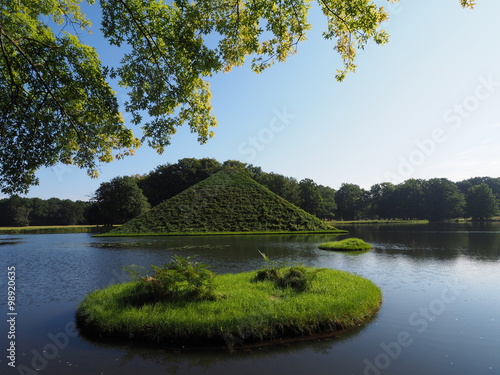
top-left (14, 0), bottom-right (500, 201)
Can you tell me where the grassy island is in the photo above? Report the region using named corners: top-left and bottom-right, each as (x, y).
top-left (318, 238), bottom-right (372, 251)
top-left (77, 258), bottom-right (381, 347)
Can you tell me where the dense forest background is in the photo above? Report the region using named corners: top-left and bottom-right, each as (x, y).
top-left (1, 158), bottom-right (498, 227)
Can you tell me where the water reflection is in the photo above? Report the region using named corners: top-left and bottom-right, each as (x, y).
top-left (77, 315), bottom-right (375, 375)
top-left (0, 237), bottom-right (24, 246)
top-left (1, 223), bottom-right (499, 375)
top-left (340, 223), bottom-right (500, 261)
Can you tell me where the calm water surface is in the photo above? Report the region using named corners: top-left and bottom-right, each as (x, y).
top-left (1, 223), bottom-right (499, 374)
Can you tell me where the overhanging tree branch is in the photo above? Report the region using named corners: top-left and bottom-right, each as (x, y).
top-left (0, 28), bottom-right (85, 141)
top-left (115, 0), bottom-right (197, 109)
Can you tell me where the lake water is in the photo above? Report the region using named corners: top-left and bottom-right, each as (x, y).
top-left (1, 223), bottom-right (499, 375)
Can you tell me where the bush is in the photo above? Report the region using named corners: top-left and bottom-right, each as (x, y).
top-left (254, 251), bottom-right (315, 291)
top-left (278, 266), bottom-right (310, 291)
top-left (123, 256), bottom-right (217, 305)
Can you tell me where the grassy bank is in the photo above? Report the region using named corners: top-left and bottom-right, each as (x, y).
top-left (330, 218), bottom-right (500, 225)
top-left (453, 217), bottom-right (500, 222)
top-left (0, 225), bottom-right (112, 234)
top-left (77, 267), bottom-right (381, 347)
top-left (328, 219), bottom-right (429, 225)
top-left (97, 229), bottom-right (347, 237)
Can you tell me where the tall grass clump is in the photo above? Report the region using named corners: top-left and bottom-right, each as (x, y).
top-left (253, 251), bottom-right (317, 291)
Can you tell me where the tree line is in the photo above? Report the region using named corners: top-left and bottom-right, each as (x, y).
top-left (0, 197), bottom-right (89, 227)
top-left (1, 158), bottom-right (498, 226)
top-left (338, 177), bottom-right (499, 221)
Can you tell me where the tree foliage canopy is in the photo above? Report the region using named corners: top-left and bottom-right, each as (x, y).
top-left (0, 0), bottom-right (475, 194)
top-left (0, 0), bottom-right (140, 194)
top-left (88, 175), bottom-right (150, 224)
top-left (334, 183), bottom-right (367, 220)
top-left (0, 195), bottom-right (88, 226)
top-left (465, 183), bottom-right (498, 221)
top-left (423, 178), bottom-right (466, 221)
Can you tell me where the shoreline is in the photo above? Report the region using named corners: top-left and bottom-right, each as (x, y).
top-left (0, 225), bottom-right (111, 235)
top-left (95, 229), bottom-right (348, 237)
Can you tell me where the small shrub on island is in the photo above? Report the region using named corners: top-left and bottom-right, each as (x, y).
top-left (122, 256), bottom-right (218, 306)
top-left (318, 238), bottom-right (372, 251)
top-left (254, 251), bottom-right (317, 291)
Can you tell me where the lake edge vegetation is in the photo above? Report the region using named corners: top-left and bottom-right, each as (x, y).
top-left (97, 230), bottom-right (347, 237)
top-left (0, 225), bottom-right (106, 234)
top-left (2, 158), bottom-right (500, 227)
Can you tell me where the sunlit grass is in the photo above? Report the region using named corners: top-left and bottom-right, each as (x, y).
top-left (107, 170), bottom-right (345, 235)
top-left (77, 268), bottom-right (381, 346)
top-left (318, 238), bottom-right (372, 251)
top-left (97, 229), bottom-right (346, 237)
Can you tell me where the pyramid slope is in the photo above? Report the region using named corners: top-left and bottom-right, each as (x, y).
top-left (110, 170), bottom-right (342, 235)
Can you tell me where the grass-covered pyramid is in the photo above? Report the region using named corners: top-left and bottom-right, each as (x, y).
top-left (107, 169), bottom-right (344, 235)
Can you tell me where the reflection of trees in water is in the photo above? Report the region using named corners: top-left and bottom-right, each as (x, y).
top-left (86, 233), bottom-right (340, 274)
top-left (346, 223), bottom-right (500, 261)
top-left (464, 231), bottom-right (500, 260)
top-left (0, 240), bottom-right (24, 246)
